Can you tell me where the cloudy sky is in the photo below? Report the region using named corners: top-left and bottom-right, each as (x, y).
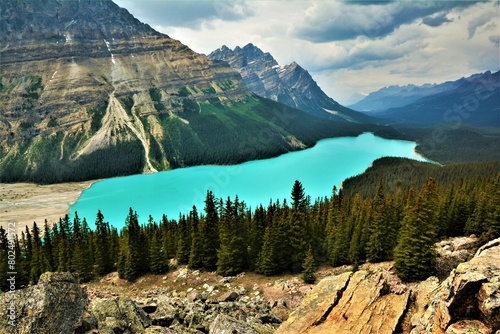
top-left (114, 0), bottom-right (500, 105)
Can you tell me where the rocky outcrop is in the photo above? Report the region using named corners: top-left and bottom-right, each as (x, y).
top-left (4, 238), bottom-right (494, 334)
top-left (0, 272), bottom-right (87, 334)
top-left (276, 270), bottom-right (410, 334)
top-left (208, 44), bottom-right (374, 123)
top-left (435, 236), bottom-right (477, 279)
top-left (411, 238), bottom-right (500, 333)
top-left (276, 238), bottom-right (500, 334)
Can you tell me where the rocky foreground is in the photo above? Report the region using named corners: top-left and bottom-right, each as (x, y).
top-left (1, 237), bottom-right (499, 334)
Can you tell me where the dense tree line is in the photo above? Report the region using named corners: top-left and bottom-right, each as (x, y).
top-left (1, 168), bottom-right (499, 291)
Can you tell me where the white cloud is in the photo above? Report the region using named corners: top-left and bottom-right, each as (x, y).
top-left (114, 0), bottom-right (499, 105)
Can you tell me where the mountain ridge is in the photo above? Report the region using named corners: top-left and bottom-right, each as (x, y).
top-left (208, 43), bottom-right (375, 123)
top-left (349, 70), bottom-right (497, 113)
top-left (376, 70), bottom-right (500, 127)
top-left (0, 0), bottom-right (395, 184)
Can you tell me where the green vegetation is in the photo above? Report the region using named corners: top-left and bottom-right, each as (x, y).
top-left (396, 125), bottom-right (500, 164)
top-left (47, 117), bottom-right (58, 127)
top-left (217, 81), bottom-right (234, 91)
top-left (119, 96), bottom-right (134, 116)
top-left (343, 158), bottom-right (500, 198)
top-left (90, 103), bottom-right (108, 133)
top-left (149, 86), bottom-right (165, 112)
top-left (177, 86), bottom-right (191, 97)
top-left (21, 76), bottom-right (43, 100)
top-left (2, 164), bottom-right (498, 289)
top-left (0, 132), bottom-right (145, 183)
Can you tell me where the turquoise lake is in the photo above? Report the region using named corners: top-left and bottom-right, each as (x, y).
top-left (70, 133), bottom-right (428, 229)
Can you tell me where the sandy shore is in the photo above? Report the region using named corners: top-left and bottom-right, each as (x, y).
top-left (0, 181), bottom-right (94, 235)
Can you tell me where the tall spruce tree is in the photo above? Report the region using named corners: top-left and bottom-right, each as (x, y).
top-left (176, 215), bottom-right (190, 264)
top-left (201, 190), bottom-right (219, 270)
top-left (394, 179), bottom-right (438, 281)
top-left (94, 210), bottom-right (113, 275)
top-left (188, 206), bottom-right (204, 269)
top-left (301, 246), bottom-right (316, 283)
top-left (216, 197), bottom-right (247, 276)
top-left (149, 229), bottom-right (168, 274)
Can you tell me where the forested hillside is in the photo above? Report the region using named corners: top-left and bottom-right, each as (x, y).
top-left (2, 162), bottom-right (499, 289)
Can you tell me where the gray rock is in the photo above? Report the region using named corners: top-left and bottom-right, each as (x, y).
top-left (218, 291), bottom-right (239, 302)
top-left (0, 272), bottom-right (88, 334)
top-left (209, 314), bottom-right (258, 334)
top-left (90, 296), bottom-right (152, 333)
top-left (220, 276), bottom-right (237, 284)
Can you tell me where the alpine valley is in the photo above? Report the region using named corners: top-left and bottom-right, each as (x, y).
top-left (0, 0), bottom-right (395, 184)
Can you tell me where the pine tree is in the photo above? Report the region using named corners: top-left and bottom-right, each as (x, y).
top-left (41, 220), bottom-right (54, 272)
top-left (176, 215), bottom-right (190, 264)
top-left (188, 206), bottom-right (204, 269)
top-left (484, 174), bottom-right (500, 240)
top-left (201, 190), bottom-right (219, 270)
top-left (301, 247), bottom-right (316, 283)
top-left (366, 179), bottom-right (391, 262)
top-left (94, 210), bottom-right (113, 276)
top-left (29, 222), bottom-right (42, 284)
top-left (247, 204), bottom-right (266, 270)
top-left (216, 197), bottom-right (247, 276)
top-left (16, 235), bottom-right (29, 288)
top-left (288, 180), bottom-right (309, 272)
top-left (121, 208), bottom-right (144, 281)
top-left (291, 180), bottom-right (306, 211)
top-left (394, 179), bottom-right (439, 282)
top-left (57, 215), bottom-right (71, 272)
top-left (149, 230), bottom-right (168, 274)
top-left (257, 211), bottom-right (288, 275)
top-left (71, 213), bottom-right (93, 282)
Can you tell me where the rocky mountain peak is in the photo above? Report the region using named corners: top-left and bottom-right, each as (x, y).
top-left (208, 44), bottom-right (374, 122)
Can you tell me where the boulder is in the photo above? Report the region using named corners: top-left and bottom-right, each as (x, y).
top-left (436, 236), bottom-right (478, 279)
top-left (209, 314), bottom-right (258, 334)
top-left (411, 238), bottom-right (500, 333)
top-left (0, 272), bottom-right (87, 334)
top-left (90, 296), bottom-right (152, 333)
top-left (276, 270), bottom-right (411, 334)
top-left (445, 320), bottom-right (493, 334)
top-left (218, 291), bottom-right (239, 302)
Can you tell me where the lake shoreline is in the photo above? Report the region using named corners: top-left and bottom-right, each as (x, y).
top-left (1, 133), bottom-right (430, 233)
top-left (0, 181), bottom-right (95, 235)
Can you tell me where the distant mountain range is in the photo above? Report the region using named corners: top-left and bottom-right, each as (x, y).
top-left (350, 71), bottom-right (499, 127)
top-left (0, 0), bottom-right (392, 183)
top-left (208, 44), bottom-right (374, 123)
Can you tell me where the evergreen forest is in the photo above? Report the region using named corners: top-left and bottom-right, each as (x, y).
top-left (1, 160), bottom-right (499, 290)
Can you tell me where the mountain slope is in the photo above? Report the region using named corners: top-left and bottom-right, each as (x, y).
top-left (349, 71), bottom-right (499, 128)
top-left (208, 44), bottom-right (374, 123)
top-left (377, 71), bottom-right (500, 127)
top-left (0, 0), bottom-right (394, 183)
top-left (349, 79), bottom-right (464, 112)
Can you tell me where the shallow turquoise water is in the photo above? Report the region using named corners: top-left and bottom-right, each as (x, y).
top-left (70, 133), bottom-right (428, 228)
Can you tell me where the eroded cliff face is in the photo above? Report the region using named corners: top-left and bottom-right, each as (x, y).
top-left (6, 0), bottom-right (364, 183)
top-left (0, 0), bottom-right (250, 173)
top-left (276, 238), bottom-right (500, 334)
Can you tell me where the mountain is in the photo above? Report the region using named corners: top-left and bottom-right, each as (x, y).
top-left (208, 44), bottom-right (374, 123)
top-left (349, 71), bottom-right (500, 127)
top-left (349, 80), bottom-right (463, 112)
top-left (0, 0), bottom-right (393, 184)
